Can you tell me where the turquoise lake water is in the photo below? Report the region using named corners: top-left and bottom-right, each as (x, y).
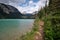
top-left (0, 19), bottom-right (34, 40)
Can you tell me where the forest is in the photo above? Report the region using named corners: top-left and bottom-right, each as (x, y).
top-left (38, 0), bottom-right (60, 40)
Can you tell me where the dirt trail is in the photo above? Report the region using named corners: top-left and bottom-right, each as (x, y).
top-left (34, 20), bottom-right (44, 40)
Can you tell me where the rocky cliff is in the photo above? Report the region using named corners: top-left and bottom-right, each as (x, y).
top-left (0, 3), bottom-right (22, 19)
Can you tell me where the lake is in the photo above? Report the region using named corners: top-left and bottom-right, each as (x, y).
top-left (0, 19), bottom-right (34, 40)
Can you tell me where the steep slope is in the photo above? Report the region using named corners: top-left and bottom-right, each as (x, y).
top-left (0, 3), bottom-right (22, 19)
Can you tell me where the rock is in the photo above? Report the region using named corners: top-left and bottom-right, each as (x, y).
top-left (0, 3), bottom-right (22, 19)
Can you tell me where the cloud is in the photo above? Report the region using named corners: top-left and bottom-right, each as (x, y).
top-left (14, 0), bottom-right (48, 14)
top-left (0, 0), bottom-right (26, 4)
top-left (0, 0), bottom-right (49, 14)
top-left (0, 0), bottom-right (9, 4)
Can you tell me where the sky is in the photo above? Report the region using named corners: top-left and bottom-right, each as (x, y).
top-left (0, 0), bottom-right (49, 14)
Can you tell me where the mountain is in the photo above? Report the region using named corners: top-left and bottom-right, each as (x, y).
top-left (21, 14), bottom-right (36, 19)
top-left (0, 3), bottom-right (22, 19)
top-left (22, 14), bottom-right (34, 16)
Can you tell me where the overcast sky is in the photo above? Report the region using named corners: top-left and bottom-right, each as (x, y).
top-left (0, 0), bottom-right (49, 14)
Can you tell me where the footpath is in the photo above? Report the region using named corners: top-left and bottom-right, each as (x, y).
top-left (34, 20), bottom-right (44, 40)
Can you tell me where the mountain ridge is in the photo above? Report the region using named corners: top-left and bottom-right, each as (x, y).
top-left (0, 3), bottom-right (22, 19)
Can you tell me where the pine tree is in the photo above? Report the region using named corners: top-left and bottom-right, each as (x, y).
top-left (37, 0), bottom-right (60, 40)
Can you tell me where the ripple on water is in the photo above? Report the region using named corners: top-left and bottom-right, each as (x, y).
top-left (0, 19), bottom-right (34, 40)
